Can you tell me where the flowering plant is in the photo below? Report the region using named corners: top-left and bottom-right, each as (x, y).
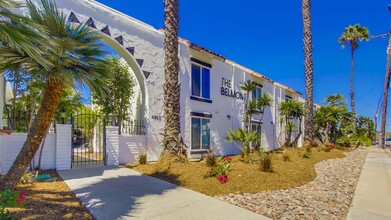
top-left (223, 156), bottom-right (231, 162)
top-left (217, 174), bottom-right (229, 183)
top-left (203, 156), bottom-right (231, 184)
top-left (0, 189), bottom-right (26, 219)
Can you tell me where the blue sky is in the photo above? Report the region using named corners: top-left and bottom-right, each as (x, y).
top-left (96, 0), bottom-right (390, 130)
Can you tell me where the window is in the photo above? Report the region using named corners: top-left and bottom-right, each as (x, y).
top-left (251, 86), bottom-right (263, 110)
top-left (285, 95), bottom-right (292, 101)
top-left (191, 117), bottom-right (210, 150)
top-left (191, 63), bottom-right (210, 100)
top-left (251, 123), bottom-right (262, 134)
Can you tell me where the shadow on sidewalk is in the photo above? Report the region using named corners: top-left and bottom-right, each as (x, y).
top-left (60, 167), bottom-right (180, 219)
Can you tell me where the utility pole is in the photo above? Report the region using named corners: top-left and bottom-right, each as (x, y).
top-left (375, 112), bottom-right (378, 144)
top-left (380, 6), bottom-right (391, 148)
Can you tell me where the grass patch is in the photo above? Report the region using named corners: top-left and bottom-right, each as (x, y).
top-left (4, 170), bottom-right (93, 220)
top-left (129, 148), bottom-right (348, 196)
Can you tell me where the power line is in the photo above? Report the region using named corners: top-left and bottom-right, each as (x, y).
top-left (356, 80), bottom-right (383, 102)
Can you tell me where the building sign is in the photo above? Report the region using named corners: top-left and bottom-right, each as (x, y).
top-left (220, 78), bottom-right (245, 100)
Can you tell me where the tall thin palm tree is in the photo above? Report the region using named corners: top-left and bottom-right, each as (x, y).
top-left (0, 0), bottom-right (110, 190)
top-left (161, 0), bottom-right (186, 158)
top-left (302, 0), bottom-right (315, 144)
top-left (338, 24), bottom-right (369, 113)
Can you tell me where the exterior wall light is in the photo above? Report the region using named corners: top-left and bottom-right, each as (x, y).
top-left (227, 115), bottom-right (231, 120)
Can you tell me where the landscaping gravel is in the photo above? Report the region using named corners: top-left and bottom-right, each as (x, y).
top-left (216, 149), bottom-right (368, 220)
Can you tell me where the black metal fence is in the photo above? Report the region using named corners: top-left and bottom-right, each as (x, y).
top-left (71, 109), bottom-right (106, 167)
top-left (121, 119), bottom-right (146, 135)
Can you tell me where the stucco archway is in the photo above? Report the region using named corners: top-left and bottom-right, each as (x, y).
top-left (66, 12), bottom-right (150, 122)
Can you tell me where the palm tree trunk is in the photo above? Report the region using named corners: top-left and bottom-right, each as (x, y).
top-left (350, 48), bottom-right (355, 113)
top-left (291, 118), bottom-right (303, 147)
top-left (244, 91), bottom-right (250, 132)
top-left (162, 0), bottom-right (185, 157)
top-left (302, 0), bottom-right (315, 143)
top-left (0, 77), bottom-right (64, 190)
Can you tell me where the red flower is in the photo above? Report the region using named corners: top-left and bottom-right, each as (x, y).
top-left (330, 145), bottom-right (335, 150)
top-left (217, 174), bottom-right (229, 183)
top-left (19, 194), bottom-right (26, 200)
top-left (223, 156), bottom-right (232, 162)
top-left (16, 198), bottom-right (23, 205)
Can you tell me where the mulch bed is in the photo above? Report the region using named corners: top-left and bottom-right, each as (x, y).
top-left (129, 148), bottom-right (348, 196)
top-left (5, 170), bottom-right (93, 220)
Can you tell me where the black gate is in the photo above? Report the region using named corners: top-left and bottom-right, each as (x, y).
top-left (71, 109), bottom-right (106, 167)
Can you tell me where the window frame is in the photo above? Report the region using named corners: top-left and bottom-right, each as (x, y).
top-left (191, 61), bottom-right (211, 101)
top-left (251, 85), bottom-right (263, 111)
top-left (190, 116), bottom-right (211, 152)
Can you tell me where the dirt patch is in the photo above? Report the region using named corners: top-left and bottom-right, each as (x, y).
top-left (6, 170), bottom-right (93, 220)
top-left (129, 148), bottom-right (348, 196)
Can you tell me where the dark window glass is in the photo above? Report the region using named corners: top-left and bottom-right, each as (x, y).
top-left (202, 68), bottom-right (210, 99)
top-left (192, 64), bottom-right (201, 97)
top-left (191, 118), bottom-right (201, 150)
top-left (201, 119), bottom-right (210, 149)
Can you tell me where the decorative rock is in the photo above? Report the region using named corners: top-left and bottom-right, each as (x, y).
top-left (215, 149), bottom-right (367, 220)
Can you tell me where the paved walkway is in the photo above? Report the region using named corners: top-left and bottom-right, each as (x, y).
top-left (59, 166), bottom-right (268, 220)
top-left (347, 147), bottom-right (391, 220)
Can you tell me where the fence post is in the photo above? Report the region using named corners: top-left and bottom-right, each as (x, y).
top-left (106, 126), bottom-right (119, 166)
top-left (56, 124), bottom-right (72, 170)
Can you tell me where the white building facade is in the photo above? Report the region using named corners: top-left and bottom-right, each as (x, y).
top-left (5, 0), bottom-right (304, 162)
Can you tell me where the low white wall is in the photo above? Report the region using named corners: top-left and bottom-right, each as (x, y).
top-left (106, 126), bottom-right (120, 166)
top-left (0, 133), bottom-right (56, 173)
top-left (119, 135), bottom-right (148, 164)
top-left (0, 125), bottom-right (72, 173)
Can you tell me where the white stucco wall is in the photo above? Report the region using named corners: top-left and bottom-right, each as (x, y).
top-left (0, 76), bottom-right (4, 129)
top-left (30, 0), bottom-right (304, 161)
top-left (0, 130), bottom-right (70, 173)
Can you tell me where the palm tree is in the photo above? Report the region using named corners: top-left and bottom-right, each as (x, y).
top-left (0, 0), bottom-right (50, 68)
top-left (257, 92), bottom-right (273, 123)
top-left (0, 0), bottom-right (110, 190)
top-left (226, 128), bottom-right (258, 157)
top-left (161, 0), bottom-right (186, 158)
top-left (338, 24), bottom-right (369, 113)
top-left (302, 0), bottom-right (315, 144)
top-left (240, 80), bottom-right (256, 131)
top-left (279, 100), bottom-right (305, 147)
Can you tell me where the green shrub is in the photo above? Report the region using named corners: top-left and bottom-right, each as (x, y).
top-left (302, 152), bottom-right (312, 159)
top-left (305, 145), bottom-right (312, 153)
top-left (282, 152), bottom-right (291, 162)
top-left (0, 189), bottom-right (26, 219)
top-left (204, 151), bottom-right (217, 167)
top-left (260, 153), bottom-right (273, 172)
top-left (139, 152), bottom-right (147, 165)
top-left (19, 173), bottom-right (33, 185)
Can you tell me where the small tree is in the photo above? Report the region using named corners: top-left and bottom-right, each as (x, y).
top-left (279, 100), bottom-right (305, 147)
top-left (240, 80), bottom-right (256, 131)
top-left (92, 56), bottom-right (134, 134)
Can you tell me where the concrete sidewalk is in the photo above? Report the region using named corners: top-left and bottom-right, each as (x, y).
top-left (59, 166), bottom-right (268, 220)
top-left (346, 147), bottom-right (391, 220)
